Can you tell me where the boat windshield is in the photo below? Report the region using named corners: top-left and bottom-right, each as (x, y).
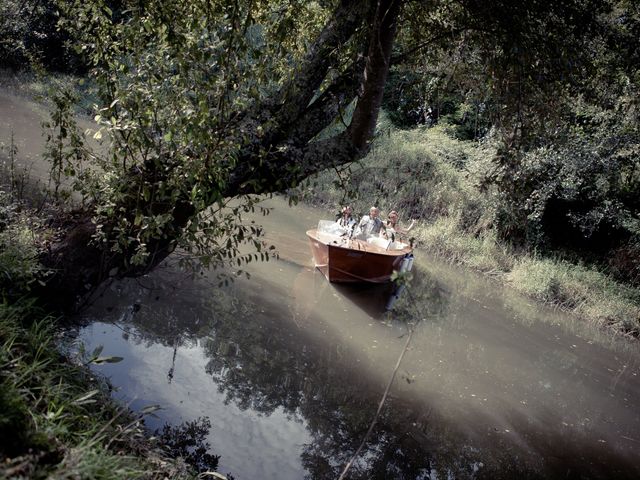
top-left (317, 220), bottom-right (343, 234)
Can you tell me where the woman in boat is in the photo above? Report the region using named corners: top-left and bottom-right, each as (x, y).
top-left (336, 205), bottom-right (356, 234)
top-left (336, 205), bottom-right (355, 227)
top-left (383, 210), bottom-right (415, 239)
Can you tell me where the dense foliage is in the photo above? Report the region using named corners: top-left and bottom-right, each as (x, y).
top-left (376, 0), bottom-right (640, 280)
top-left (487, 2), bottom-right (640, 280)
top-left (0, 0), bottom-right (82, 71)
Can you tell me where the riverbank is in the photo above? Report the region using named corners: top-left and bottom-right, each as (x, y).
top-left (0, 191), bottom-right (225, 479)
top-left (0, 299), bottom-right (199, 479)
top-left (0, 73), bottom-right (218, 479)
top-left (297, 125), bottom-right (640, 340)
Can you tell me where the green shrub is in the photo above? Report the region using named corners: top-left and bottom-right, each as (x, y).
top-left (300, 124), bottom-right (491, 228)
top-left (0, 0), bottom-right (82, 71)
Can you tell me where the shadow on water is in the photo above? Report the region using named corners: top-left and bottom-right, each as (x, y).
top-left (74, 261), bottom-right (640, 480)
top-left (332, 282), bottom-right (395, 319)
top-left (78, 272), bottom-right (452, 478)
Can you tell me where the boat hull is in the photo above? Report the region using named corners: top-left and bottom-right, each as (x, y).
top-left (306, 229), bottom-right (412, 283)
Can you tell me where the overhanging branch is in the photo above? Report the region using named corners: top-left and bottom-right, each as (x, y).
top-left (284, 57), bottom-right (366, 145)
top-left (271, 0), bottom-right (372, 132)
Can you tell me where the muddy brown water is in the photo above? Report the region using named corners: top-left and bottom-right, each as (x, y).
top-left (2, 90), bottom-right (639, 479)
top-left (0, 88), bottom-right (97, 193)
top-left (1, 89), bottom-right (52, 185)
top-left (73, 198), bottom-right (640, 480)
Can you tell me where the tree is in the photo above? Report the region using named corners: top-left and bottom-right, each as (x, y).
top-left (44, 0), bottom-right (402, 307)
top-left (482, 0), bottom-right (640, 263)
top-left (40, 0), bottom-right (614, 308)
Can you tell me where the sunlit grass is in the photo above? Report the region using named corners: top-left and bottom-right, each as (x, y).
top-left (418, 216), bottom-right (513, 273)
top-left (508, 258), bottom-right (640, 336)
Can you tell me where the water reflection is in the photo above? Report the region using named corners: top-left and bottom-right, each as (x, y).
top-left (81, 269), bottom-right (457, 478)
top-left (78, 260), bottom-right (640, 479)
top-left (76, 199), bottom-right (640, 479)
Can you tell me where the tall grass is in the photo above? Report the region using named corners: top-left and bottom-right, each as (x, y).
top-left (0, 138), bottom-right (217, 478)
top-left (508, 258), bottom-right (640, 336)
top-left (0, 195), bottom-right (48, 296)
top-left (420, 215), bottom-right (514, 274)
top-left (300, 122), bottom-right (640, 339)
top-left (303, 126), bottom-right (490, 221)
top-left (0, 300), bottom-right (196, 479)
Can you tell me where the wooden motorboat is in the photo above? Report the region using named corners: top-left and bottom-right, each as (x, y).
top-left (306, 228), bottom-right (413, 283)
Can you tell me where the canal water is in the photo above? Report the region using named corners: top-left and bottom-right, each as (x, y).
top-left (74, 197), bottom-right (640, 480)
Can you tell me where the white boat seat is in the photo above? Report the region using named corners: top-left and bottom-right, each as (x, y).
top-left (366, 236), bottom-right (391, 249)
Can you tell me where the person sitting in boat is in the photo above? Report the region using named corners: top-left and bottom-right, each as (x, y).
top-left (354, 206), bottom-right (385, 239)
top-left (336, 205), bottom-right (356, 235)
top-left (382, 210), bottom-right (415, 239)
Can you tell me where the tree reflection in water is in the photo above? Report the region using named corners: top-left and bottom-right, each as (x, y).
top-left (197, 270), bottom-right (465, 479)
top-left (81, 264), bottom-right (639, 479)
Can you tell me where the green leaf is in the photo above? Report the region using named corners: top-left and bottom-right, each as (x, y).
top-left (91, 345), bottom-right (104, 358)
top-left (92, 356), bottom-right (124, 364)
top-left (73, 389), bottom-right (100, 405)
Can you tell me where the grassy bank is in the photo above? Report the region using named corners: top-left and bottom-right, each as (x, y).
top-left (0, 157), bottom-right (211, 478)
top-left (0, 299), bottom-right (199, 479)
top-left (0, 68), bottom-right (97, 114)
top-left (298, 124), bottom-right (640, 339)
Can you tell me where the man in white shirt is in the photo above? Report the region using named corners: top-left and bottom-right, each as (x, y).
top-left (355, 206), bottom-right (385, 239)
